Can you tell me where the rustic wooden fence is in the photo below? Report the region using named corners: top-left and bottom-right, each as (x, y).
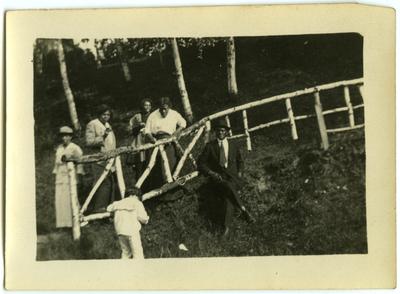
top-left (65, 78), bottom-right (364, 240)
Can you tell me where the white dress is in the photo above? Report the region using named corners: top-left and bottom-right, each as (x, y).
top-left (52, 142), bottom-right (84, 228)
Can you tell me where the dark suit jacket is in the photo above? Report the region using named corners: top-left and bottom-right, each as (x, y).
top-left (198, 139), bottom-right (244, 187)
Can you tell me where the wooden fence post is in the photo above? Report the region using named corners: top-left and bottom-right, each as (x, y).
top-left (80, 158), bottom-right (115, 214)
top-left (314, 91), bottom-right (329, 150)
top-left (174, 140), bottom-right (197, 169)
top-left (285, 98), bottom-right (298, 140)
top-left (115, 156), bottom-right (126, 198)
top-left (67, 162), bottom-right (81, 241)
top-left (358, 84), bottom-right (364, 101)
top-left (204, 120), bottom-right (211, 143)
top-left (173, 126), bottom-right (205, 179)
top-left (242, 110), bottom-right (252, 151)
top-left (159, 145), bottom-right (173, 183)
top-left (225, 115), bottom-right (233, 136)
top-left (135, 147), bottom-right (159, 188)
top-left (343, 86), bottom-right (355, 127)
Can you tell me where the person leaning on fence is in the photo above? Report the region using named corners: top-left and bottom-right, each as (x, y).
top-left (53, 126), bottom-right (85, 229)
top-left (198, 118), bottom-right (255, 236)
top-left (85, 104), bottom-right (120, 214)
top-left (107, 187), bottom-right (149, 259)
top-left (126, 98), bottom-right (153, 181)
top-left (143, 97), bottom-right (187, 189)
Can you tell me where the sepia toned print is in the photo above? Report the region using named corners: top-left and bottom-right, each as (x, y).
top-left (34, 34), bottom-right (366, 260)
top-left (5, 5), bottom-right (395, 290)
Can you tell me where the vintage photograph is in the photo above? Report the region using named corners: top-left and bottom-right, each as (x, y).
top-left (34, 34), bottom-right (366, 261)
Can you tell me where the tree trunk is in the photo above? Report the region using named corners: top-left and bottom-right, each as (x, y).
top-left (57, 39), bottom-right (81, 131)
top-left (116, 39), bottom-right (131, 82)
top-left (171, 38), bottom-right (194, 123)
top-left (227, 37), bottom-right (238, 97)
top-left (94, 39), bottom-right (104, 69)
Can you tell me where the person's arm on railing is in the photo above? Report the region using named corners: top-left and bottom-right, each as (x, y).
top-left (145, 133), bottom-right (157, 144)
top-left (73, 145), bottom-right (85, 184)
top-left (173, 111), bottom-right (187, 136)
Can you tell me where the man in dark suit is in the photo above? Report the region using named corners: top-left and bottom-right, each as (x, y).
top-left (198, 118), bottom-right (255, 236)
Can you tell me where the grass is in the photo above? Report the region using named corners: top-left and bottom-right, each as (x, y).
top-left (36, 127), bottom-right (366, 260)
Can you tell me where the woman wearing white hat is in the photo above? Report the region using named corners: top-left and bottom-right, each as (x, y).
top-left (53, 126), bottom-right (84, 228)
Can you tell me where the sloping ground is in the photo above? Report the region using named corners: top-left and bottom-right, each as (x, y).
top-left (37, 128), bottom-right (366, 260)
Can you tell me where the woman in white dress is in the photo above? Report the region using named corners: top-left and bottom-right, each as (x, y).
top-left (53, 126), bottom-right (84, 228)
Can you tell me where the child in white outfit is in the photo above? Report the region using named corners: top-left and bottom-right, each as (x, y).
top-left (107, 188), bottom-right (149, 259)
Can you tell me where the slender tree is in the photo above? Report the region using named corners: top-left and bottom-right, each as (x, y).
top-left (226, 36), bottom-right (238, 97)
top-left (171, 38), bottom-right (194, 123)
top-left (94, 39), bottom-right (105, 69)
top-left (57, 39), bottom-right (81, 131)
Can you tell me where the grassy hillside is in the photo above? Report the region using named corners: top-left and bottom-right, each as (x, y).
top-left (37, 126), bottom-right (366, 260)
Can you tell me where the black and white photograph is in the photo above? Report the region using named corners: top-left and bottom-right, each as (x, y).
top-left (5, 5), bottom-right (395, 290)
top-left (34, 33), bottom-right (367, 260)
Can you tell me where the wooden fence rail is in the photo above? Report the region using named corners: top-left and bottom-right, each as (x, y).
top-left (135, 147), bottom-right (159, 188)
top-left (80, 158), bottom-right (115, 214)
top-left (71, 78), bottom-right (363, 164)
top-left (64, 78), bottom-right (364, 239)
top-left (67, 162), bottom-right (81, 240)
top-left (173, 126), bottom-right (205, 180)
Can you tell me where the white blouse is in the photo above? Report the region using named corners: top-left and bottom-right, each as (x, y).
top-left (53, 143), bottom-right (84, 183)
top-left (144, 109), bottom-right (187, 136)
top-left (107, 196), bottom-right (149, 235)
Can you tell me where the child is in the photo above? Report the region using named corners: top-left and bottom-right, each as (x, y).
top-left (53, 126), bottom-right (84, 229)
top-left (107, 188), bottom-right (149, 259)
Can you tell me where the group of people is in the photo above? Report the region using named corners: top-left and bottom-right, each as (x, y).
top-left (52, 96), bottom-right (254, 259)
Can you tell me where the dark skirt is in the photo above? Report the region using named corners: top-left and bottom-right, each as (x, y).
top-left (142, 133), bottom-right (180, 193)
top-left (85, 163), bottom-right (121, 214)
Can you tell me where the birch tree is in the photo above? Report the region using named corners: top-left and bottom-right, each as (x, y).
top-left (57, 39), bottom-right (81, 131)
top-left (171, 38), bottom-right (194, 123)
top-left (94, 39), bottom-right (105, 68)
top-left (226, 37), bottom-right (238, 97)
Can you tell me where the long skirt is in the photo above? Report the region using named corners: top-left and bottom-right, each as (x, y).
top-left (55, 180), bottom-right (73, 228)
top-left (86, 163), bottom-right (120, 214)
